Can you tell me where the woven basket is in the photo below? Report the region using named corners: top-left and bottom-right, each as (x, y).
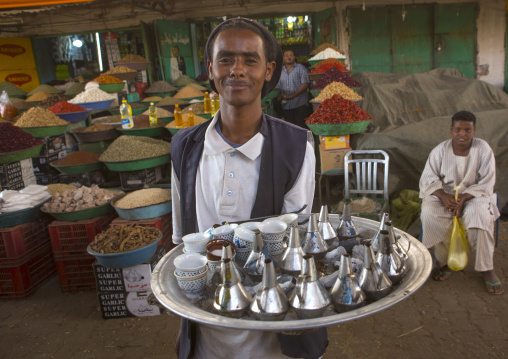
top-left (306, 120), bottom-right (371, 136)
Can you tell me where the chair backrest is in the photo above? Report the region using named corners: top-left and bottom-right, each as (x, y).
top-left (344, 150), bottom-right (389, 200)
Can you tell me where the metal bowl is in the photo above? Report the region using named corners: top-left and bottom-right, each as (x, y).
top-left (151, 214), bottom-right (432, 331)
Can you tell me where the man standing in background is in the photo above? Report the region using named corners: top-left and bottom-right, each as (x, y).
top-left (277, 49), bottom-right (310, 128)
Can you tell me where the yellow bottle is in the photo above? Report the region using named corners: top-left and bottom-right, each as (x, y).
top-left (149, 102), bottom-right (157, 127)
top-left (187, 107), bottom-right (195, 127)
top-left (212, 94), bottom-right (220, 113)
top-left (120, 99), bottom-right (133, 129)
top-left (174, 104), bottom-right (183, 128)
top-left (203, 92), bottom-right (212, 114)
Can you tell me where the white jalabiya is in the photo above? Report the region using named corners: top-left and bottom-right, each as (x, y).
top-left (419, 138), bottom-right (500, 271)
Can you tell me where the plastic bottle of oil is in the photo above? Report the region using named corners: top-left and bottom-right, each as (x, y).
top-left (149, 102), bottom-right (157, 127)
top-left (120, 99), bottom-right (134, 129)
top-left (212, 93), bottom-right (220, 114)
top-left (203, 92), bottom-right (212, 114)
top-left (187, 107), bottom-right (195, 127)
top-left (174, 104), bottom-right (183, 128)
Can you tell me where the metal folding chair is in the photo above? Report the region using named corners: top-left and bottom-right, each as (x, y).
top-left (343, 150), bottom-right (390, 219)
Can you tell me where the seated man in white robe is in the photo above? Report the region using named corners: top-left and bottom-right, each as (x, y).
top-left (419, 110), bottom-right (502, 295)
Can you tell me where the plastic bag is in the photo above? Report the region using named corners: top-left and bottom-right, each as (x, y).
top-left (391, 189), bottom-right (422, 231)
top-left (0, 90), bottom-right (18, 120)
top-left (447, 186), bottom-right (468, 271)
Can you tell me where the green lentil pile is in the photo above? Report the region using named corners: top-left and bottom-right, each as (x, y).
top-left (0, 82), bottom-right (27, 97)
top-left (145, 81), bottom-right (177, 93)
top-left (65, 83), bottom-right (86, 96)
top-left (27, 84), bottom-right (62, 96)
top-left (99, 135), bottom-right (170, 162)
top-left (182, 102), bottom-right (204, 115)
top-left (157, 97), bottom-right (189, 106)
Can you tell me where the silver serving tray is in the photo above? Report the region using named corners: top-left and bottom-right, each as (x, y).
top-left (151, 214), bottom-right (432, 331)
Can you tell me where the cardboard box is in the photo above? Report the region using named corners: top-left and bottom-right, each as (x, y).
top-left (319, 135), bottom-right (350, 150)
top-left (0, 158), bottom-right (34, 186)
top-left (37, 134), bottom-right (67, 156)
top-left (32, 150), bottom-right (67, 175)
top-left (92, 246), bottom-right (166, 293)
top-left (0, 175), bottom-right (36, 191)
top-left (119, 166), bottom-right (162, 191)
top-left (59, 170), bottom-right (105, 188)
top-left (97, 291), bottom-right (163, 319)
top-left (319, 148), bottom-right (352, 173)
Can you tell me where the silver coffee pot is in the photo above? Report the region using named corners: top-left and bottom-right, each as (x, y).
top-left (375, 232), bottom-right (406, 285)
top-left (250, 259), bottom-right (289, 321)
top-left (214, 258), bottom-right (252, 318)
top-left (384, 221), bottom-right (411, 260)
top-left (221, 242), bottom-right (245, 283)
top-left (289, 254), bottom-right (331, 319)
top-left (358, 244), bottom-right (392, 300)
top-left (336, 200), bottom-right (358, 239)
top-left (370, 212), bottom-right (389, 253)
top-left (318, 205), bottom-right (337, 246)
top-left (330, 254), bottom-right (366, 312)
top-left (243, 233), bottom-right (267, 280)
top-left (280, 226), bottom-right (306, 277)
top-left (302, 213), bottom-right (329, 261)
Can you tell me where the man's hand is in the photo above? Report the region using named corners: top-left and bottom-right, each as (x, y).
top-left (433, 189), bottom-right (458, 213)
top-left (455, 193), bottom-right (474, 217)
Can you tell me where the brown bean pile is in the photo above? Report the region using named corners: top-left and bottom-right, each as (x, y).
top-left (90, 225), bottom-right (161, 253)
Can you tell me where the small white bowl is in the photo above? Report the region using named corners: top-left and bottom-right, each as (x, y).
top-left (174, 253), bottom-right (207, 274)
top-left (174, 268), bottom-right (208, 294)
top-left (182, 233), bottom-right (211, 253)
top-left (233, 227), bottom-right (255, 249)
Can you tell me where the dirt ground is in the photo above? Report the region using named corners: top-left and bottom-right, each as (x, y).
top-left (0, 220), bottom-right (507, 359)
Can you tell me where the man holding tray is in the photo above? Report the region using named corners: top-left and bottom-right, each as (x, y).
top-left (171, 17), bottom-right (325, 359)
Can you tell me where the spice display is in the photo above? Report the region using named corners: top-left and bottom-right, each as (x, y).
top-left (27, 84), bottom-right (62, 96)
top-left (195, 73), bottom-right (208, 82)
top-left (313, 82), bottom-right (362, 102)
top-left (52, 151), bottom-right (100, 166)
top-left (49, 101), bottom-right (86, 114)
top-left (39, 94), bottom-right (71, 107)
top-left (115, 188), bottom-right (171, 209)
top-left (46, 184), bottom-right (77, 196)
top-left (310, 62), bottom-right (348, 74)
top-left (0, 122), bottom-right (42, 153)
top-left (11, 98), bottom-right (34, 110)
top-left (26, 92), bottom-right (51, 102)
top-left (173, 75), bottom-right (197, 87)
top-left (309, 48), bottom-right (347, 61)
top-left (182, 102), bottom-right (204, 115)
top-left (0, 91), bottom-right (18, 119)
top-left (145, 80), bottom-right (177, 93)
top-left (104, 66), bottom-right (136, 74)
top-left (312, 67), bottom-right (362, 90)
top-left (188, 83), bottom-right (207, 91)
top-left (174, 86), bottom-right (205, 99)
top-left (143, 96), bottom-right (163, 103)
top-left (53, 81), bottom-right (76, 92)
top-left (311, 59), bottom-right (346, 68)
top-left (305, 94), bottom-right (371, 124)
top-left (129, 114), bottom-right (164, 129)
top-left (91, 75), bottom-right (124, 85)
top-left (93, 115), bottom-right (122, 124)
top-left (157, 97), bottom-right (189, 106)
top-left (90, 225), bottom-right (161, 254)
top-left (99, 136), bottom-right (170, 162)
top-left (74, 124), bottom-right (114, 132)
top-left (42, 185), bottom-right (121, 212)
top-left (0, 185), bottom-right (51, 213)
top-left (142, 107), bottom-right (173, 118)
top-left (310, 43), bottom-right (345, 55)
top-left (116, 54), bottom-right (149, 64)
top-left (69, 88), bottom-right (116, 103)
top-left (64, 83), bottom-right (86, 96)
top-left (14, 107), bottom-right (69, 127)
top-left (0, 82), bottom-right (27, 97)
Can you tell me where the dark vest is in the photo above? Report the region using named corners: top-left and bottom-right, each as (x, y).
top-left (171, 113), bottom-right (327, 359)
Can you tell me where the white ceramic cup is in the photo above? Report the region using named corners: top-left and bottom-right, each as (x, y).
top-left (211, 224), bottom-right (238, 242)
top-left (174, 269), bottom-right (208, 295)
top-left (259, 219), bottom-right (287, 242)
top-left (233, 227), bottom-right (256, 250)
top-left (277, 213), bottom-right (299, 230)
top-left (182, 233), bottom-right (210, 253)
top-left (238, 221), bottom-right (261, 234)
top-left (174, 253), bottom-right (207, 277)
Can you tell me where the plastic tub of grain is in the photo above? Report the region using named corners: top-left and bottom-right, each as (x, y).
top-left (71, 124), bottom-right (118, 143)
top-left (111, 188), bottom-right (171, 220)
top-left (50, 151), bottom-right (102, 174)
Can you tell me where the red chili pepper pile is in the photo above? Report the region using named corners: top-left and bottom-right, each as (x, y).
top-left (0, 122), bottom-right (42, 153)
top-left (311, 59), bottom-right (345, 68)
top-left (305, 94), bottom-right (372, 125)
top-left (310, 62), bottom-right (348, 74)
top-left (48, 101), bottom-right (86, 114)
top-left (312, 67), bottom-right (362, 89)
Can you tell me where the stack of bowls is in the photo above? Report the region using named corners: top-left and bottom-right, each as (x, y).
top-left (182, 233), bottom-right (210, 255)
top-left (173, 253), bottom-right (208, 295)
top-left (233, 227), bottom-right (256, 262)
top-left (259, 219), bottom-right (288, 256)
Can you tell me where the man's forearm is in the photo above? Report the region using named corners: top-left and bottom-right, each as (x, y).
top-left (284, 82), bottom-right (309, 99)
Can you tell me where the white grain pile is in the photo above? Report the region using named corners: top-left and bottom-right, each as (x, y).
top-left (69, 88), bottom-right (116, 103)
top-left (309, 48), bottom-right (347, 61)
top-left (115, 188), bottom-right (171, 209)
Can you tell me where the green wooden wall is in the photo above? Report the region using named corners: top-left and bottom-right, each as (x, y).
top-left (313, 8), bottom-right (337, 47)
top-left (349, 3), bottom-right (477, 77)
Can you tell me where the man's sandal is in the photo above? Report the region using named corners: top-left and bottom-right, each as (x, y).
top-left (433, 268), bottom-right (452, 281)
top-left (485, 281), bottom-right (504, 295)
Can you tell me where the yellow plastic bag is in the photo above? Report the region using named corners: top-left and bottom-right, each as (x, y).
top-left (447, 186), bottom-right (468, 271)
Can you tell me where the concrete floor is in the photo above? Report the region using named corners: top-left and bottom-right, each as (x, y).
top-left (0, 221), bottom-right (507, 359)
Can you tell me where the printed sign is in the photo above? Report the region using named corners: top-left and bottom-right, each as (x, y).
top-left (0, 44), bottom-right (26, 58)
top-left (0, 37), bottom-right (36, 70)
top-left (5, 72), bottom-right (31, 86)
